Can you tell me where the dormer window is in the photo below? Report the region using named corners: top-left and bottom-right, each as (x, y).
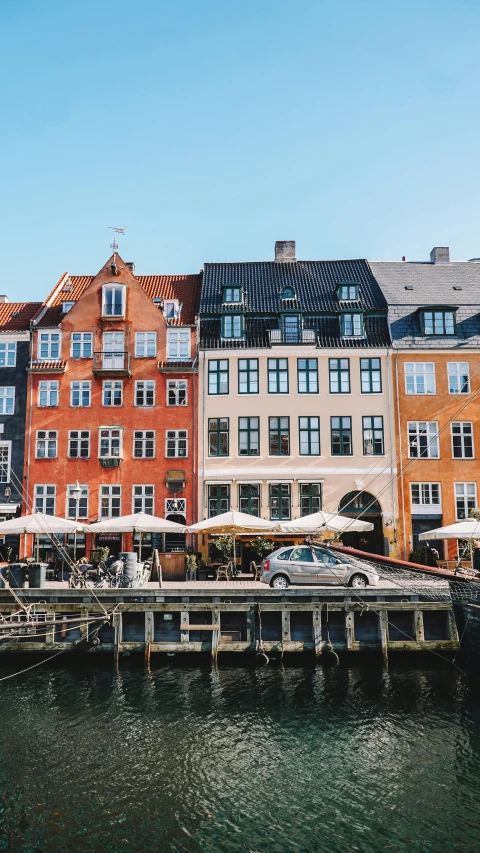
top-left (102, 284), bottom-right (126, 318)
top-left (342, 313), bottom-right (364, 337)
top-left (62, 301), bottom-right (75, 313)
top-left (280, 286), bottom-right (295, 300)
top-left (164, 299), bottom-right (180, 319)
top-left (422, 310), bottom-right (456, 336)
top-left (338, 284), bottom-right (358, 301)
top-left (222, 315), bottom-right (244, 339)
top-left (223, 285), bottom-right (242, 304)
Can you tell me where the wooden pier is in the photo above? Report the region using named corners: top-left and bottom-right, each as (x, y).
top-left (0, 581), bottom-right (459, 660)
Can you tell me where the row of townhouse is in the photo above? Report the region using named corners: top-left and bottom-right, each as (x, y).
top-left (0, 242), bottom-right (478, 563)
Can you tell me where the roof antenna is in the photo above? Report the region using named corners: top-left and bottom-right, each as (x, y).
top-left (108, 227), bottom-right (125, 276)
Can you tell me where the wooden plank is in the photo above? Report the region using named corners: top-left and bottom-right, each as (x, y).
top-left (112, 612), bottom-right (121, 667)
top-left (379, 611), bottom-right (388, 664)
top-left (312, 609), bottom-right (322, 657)
top-left (211, 610), bottom-right (220, 662)
top-left (180, 611), bottom-right (189, 643)
top-left (345, 611), bottom-right (355, 651)
top-left (447, 609), bottom-right (459, 642)
top-left (414, 611), bottom-right (425, 644)
top-left (282, 609), bottom-right (291, 644)
top-left (246, 605), bottom-right (256, 648)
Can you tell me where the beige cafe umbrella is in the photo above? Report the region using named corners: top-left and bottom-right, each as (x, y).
top-left (188, 511), bottom-right (278, 574)
top-left (279, 510), bottom-right (374, 536)
top-left (88, 512), bottom-right (187, 560)
top-left (0, 512), bottom-right (86, 560)
top-left (419, 518), bottom-right (480, 565)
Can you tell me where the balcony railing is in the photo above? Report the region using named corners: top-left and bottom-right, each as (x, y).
top-left (269, 328), bottom-right (316, 345)
top-left (93, 352), bottom-right (131, 375)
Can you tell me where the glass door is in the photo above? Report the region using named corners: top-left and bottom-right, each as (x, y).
top-left (103, 332), bottom-right (125, 369)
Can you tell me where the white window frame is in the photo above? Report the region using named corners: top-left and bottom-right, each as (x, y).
top-left (102, 284), bottom-right (126, 318)
top-left (342, 313), bottom-right (364, 337)
top-left (447, 362), bottom-right (470, 395)
top-left (165, 430), bottom-right (188, 458)
top-left (167, 379), bottom-right (188, 406)
top-left (0, 342), bottom-right (16, 367)
top-left (0, 387), bottom-right (15, 415)
top-left (451, 422), bottom-right (474, 459)
top-left (99, 485), bottom-right (122, 518)
top-left (135, 332), bottom-right (157, 358)
top-left (408, 421), bottom-right (439, 459)
top-left (132, 485), bottom-right (155, 514)
top-left (102, 380), bottom-right (123, 407)
top-left (165, 497), bottom-right (186, 516)
top-left (70, 380), bottom-right (91, 407)
top-left (167, 328), bottom-right (191, 360)
top-left (455, 482), bottom-right (477, 521)
top-left (34, 484), bottom-right (56, 515)
top-left (38, 381), bottom-right (59, 408)
top-left (35, 430), bottom-right (58, 459)
top-left (0, 442), bottom-right (11, 483)
top-left (68, 430), bottom-right (90, 459)
top-left (163, 300), bottom-right (180, 319)
top-left (66, 484), bottom-right (89, 519)
top-left (134, 380), bottom-right (156, 407)
top-left (410, 482), bottom-right (442, 514)
top-left (404, 363), bottom-right (436, 395)
top-left (98, 428), bottom-right (123, 459)
top-left (133, 430), bottom-right (156, 459)
top-left (62, 301), bottom-right (75, 313)
top-left (71, 333), bottom-right (93, 359)
top-left (38, 331), bottom-right (61, 360)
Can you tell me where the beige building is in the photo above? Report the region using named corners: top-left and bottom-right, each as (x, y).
top-left (198, 242), bottom-right (397, 559)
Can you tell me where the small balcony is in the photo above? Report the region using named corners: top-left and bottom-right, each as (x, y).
top-left (269, 328), bottom-right (316, 346)
top-left (93, 352), bottom-right (131, 376)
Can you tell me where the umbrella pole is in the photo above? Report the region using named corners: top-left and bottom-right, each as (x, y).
top-left (36, 535), bottom-right (39, 562)
top-left (139, 531), bottom-right (142, 562)
top-left (470, 538), bottom-right (473, 567)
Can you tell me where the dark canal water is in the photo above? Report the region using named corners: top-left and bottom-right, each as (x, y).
top-left (0, 658), bottom-right (478, 852)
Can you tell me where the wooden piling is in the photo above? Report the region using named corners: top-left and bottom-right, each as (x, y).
top-left (312, 609), bottom-right (322, 657)
top-left (345, 610), bottom-right (355, 651)
top-left (113, 613), bottom-right (121, 667)
top-left (379, 611), bottom-right (389, 664)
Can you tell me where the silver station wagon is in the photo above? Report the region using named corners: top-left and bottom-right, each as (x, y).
top-left (260, 545), bottom-right (379, 589)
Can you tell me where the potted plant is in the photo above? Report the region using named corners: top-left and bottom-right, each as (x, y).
top-left (250, 536), bottom-right (276, 564)
top-left (185, 550), bottom-right (197, 580)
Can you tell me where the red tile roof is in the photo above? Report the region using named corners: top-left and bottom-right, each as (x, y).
top-left (0, 302), bottom-right (43, 331)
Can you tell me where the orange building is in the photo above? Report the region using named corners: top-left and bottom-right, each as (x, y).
top-left (24, 254), bottom-right (200, 559)
top-left (371, 248), bottom-right (480, 560)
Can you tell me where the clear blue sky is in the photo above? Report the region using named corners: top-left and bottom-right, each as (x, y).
top-left (1, 0), bottom-right (479, 298)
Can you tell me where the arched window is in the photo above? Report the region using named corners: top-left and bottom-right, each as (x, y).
top-left (280, 286), bottom-right (295, 299)
top-left (338, 491), bottom-right (381, 515)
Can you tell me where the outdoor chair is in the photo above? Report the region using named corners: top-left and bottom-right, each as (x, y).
top-left (215, 564), bottom-right (230, 581)
top-left (250, 561), bottom-right (261, 581)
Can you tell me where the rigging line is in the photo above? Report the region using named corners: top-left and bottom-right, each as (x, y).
top-left (0, 616), bottom-right (107, 643)
top-left (0, 649), bottom-right (67, 683)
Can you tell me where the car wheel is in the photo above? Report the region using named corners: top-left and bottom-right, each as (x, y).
top-left (271, 575), bottom-right (289, 589)
top-left (349, 573), bottom-right (368, 588)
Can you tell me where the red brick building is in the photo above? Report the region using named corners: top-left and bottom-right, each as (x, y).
top-left (24, 254), bottom-right (200, 558)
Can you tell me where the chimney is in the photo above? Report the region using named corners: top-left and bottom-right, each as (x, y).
top-left (126, 261), bottom-right (135, 274)
top-left (275, 240), bottom-right (296, 262)
top-left (0, 296), bottom-right (8, 303)
top-left (430, 247), bottom-right (450, 264)
top-left (402, 256), bottom-right (407, 262)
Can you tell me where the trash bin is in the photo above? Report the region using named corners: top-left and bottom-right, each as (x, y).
top-left (8, 563), bottom-right (27, 589)
top-left (28, 563), bottom-right (48, 588)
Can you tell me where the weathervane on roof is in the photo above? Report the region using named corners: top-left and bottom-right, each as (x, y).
top-left (108, 226), bottom-right (125, 259)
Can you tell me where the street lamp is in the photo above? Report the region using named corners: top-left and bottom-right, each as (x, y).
top-left (70, 480), bottom-right (82, 560)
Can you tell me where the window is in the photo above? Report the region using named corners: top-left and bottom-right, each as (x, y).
top-left (36, 430), bottom-right (57, 458)
top-left (34, 484), bottom-right (56, 515)
top-left (239, 484), bottom-right (260, 516)
top-left (70, 381), bottom-right (91, 407)
top-left (0, 443), bottom-right (11, 483)
top-left (222, 315), bottom-right (244, 339)
top-left (99, 485), bottom-right (121, 518)
top-left (167, 329), bottom-right (191, 360)
top-left (268, 358), bottom-right (288, 393)
top-left (300, 483), bottom-right (322, 516)
top-left (405, 363), bottom-right (436, 395)
top-left (223, 286), bottom-right (242, 303)
top-left (363, 416), bottom-right (384, 455)
top-left (62, 301), bottom-right (75, 313)
top-left (135, 380), bottom-right (155, 407)
top-left (102, 331), bottom-right (124, 369)
top-left (451, 422), bottom-right (474, 459)
top-left (342, 314), bottom-right (363, 337)
top-left (69, 431), bottom-right (90, 458)
top-left (448, 363), bottom-right (470, 394)
top-left (0, 343), bottom-right (16, 367)
top-left (297, 358), bottom-right (318, 394)
top-left (331, 416), bottom-right (353, 456)
top-left (329, 359), bottom-right (350, 394)
top-left (360, 358), bottom-right (382, 393)
top-left (102, 284), bottom-right (125, 317)
top-left (208, 484), bottom-right (230, 517)
top-left (166, 430), bottom-right (188, 458)
top-left (299, 417), bottom-right (320, 455)
top-left (455, 483), bottom-right (477, 520)
top-left (282, 315), bottom-right (300, 343)
top-left (338, 284), bottom-right (358, 301)
top-left (238, 359), bottom-right (258, 394)
top-left (208, 418), bottom-right (229, 457)
top-left (133, 485), bottom-right (154, 514)
top-left (99, 428), bottom-right (122, 459)
top-left (238, 417), bottom-right (259, 456)
top-left (280, 286), bottom-right (295, 299)
top-left (410, 483), bottom-right (441, 507)
top-left (422, 310), bottom-right (455, 336)
top-left (167, 379), bottom-right (188, 406)
top-left (38, 332), bottom-right (61, 360)
top-left (0, 387), bottom-right (14, 415)
top-left (269, 484), bottom-right (291, 520)
top-left (135, 332), bottom-right (157, 358)
top-left (163, 300), bottom-right (179, 319)
top-left (408, 422), bottom-right (439, 458)
top-left (269, 417), bottom-right (290, 456)
top-left (208, 359), bottom-right (229, 395)
top-left (66, 484), bottom-right (89, 519)
top-left (71, 333), bottom-right (93, 359)
top-left (103, 380), bottom-right (123, 407)
top-left (38, 381), bottom-right (58, 408)
top-left (133, 430), bottom-right (155, 458)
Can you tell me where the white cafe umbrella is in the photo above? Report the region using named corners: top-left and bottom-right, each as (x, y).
top-left (188, 511), bottom-right (278, 571)
top-left (88, 513), bottom-right (186, 560)
top-left (0, 512), bottom-right (86, 560)
top-left (279, 510), bottom-right (374, 535)
top-left (419, 518), bottom-right (480, 564)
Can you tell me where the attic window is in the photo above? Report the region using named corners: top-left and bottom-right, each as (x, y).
top-left (62, 301), bottom-right (75, 313)
top-left (223, 285), bottom-right (242, 304)
top-left (280, 286), bottom-right (295, 300)
top-left (453, 286), bottom-right (463, 291)
top-left (11, 311), bottom-right (19, 318)
top-left (421, 310), bottom-right (456, 336)
top-left (62, 284), bottom-right (73, 292)
top-left (341, 313), bottom-right (364, 338)
top-left (405, 285), bottom-right (414, 290)
top-left (338, 284), bottom-right (358, 301)
top-left (164, 300), bottom-right (180, 319)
